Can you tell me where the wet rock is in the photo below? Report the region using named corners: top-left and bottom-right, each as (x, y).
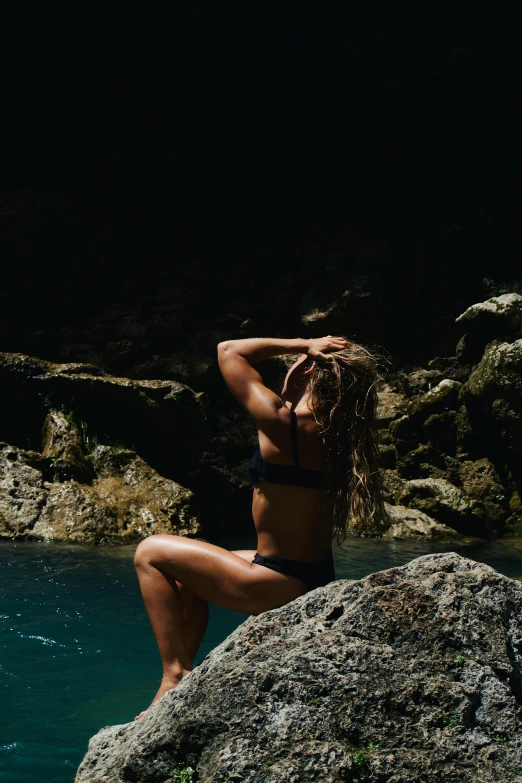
top-left (397, 477), bottom-right (490, 537)
top-left (382, 504), bottom-right (463, 540)
top-left (75, 553), bottom-right (522, 783)
top-left (456, 293), bottom-right (522, 362)
top-left (41, 409), bottom-right (94, 482)
top-left (0, 443), bottom-right (47, 536)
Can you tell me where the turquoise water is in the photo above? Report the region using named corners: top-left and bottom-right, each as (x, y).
top-left (2, 536), bottom-right (522, 783)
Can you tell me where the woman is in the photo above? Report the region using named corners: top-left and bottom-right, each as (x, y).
top-left (134, 335), bottom-right (385, 718)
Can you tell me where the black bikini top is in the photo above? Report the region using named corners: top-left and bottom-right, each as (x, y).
top-left (250, 410), bottom-right (323, 489)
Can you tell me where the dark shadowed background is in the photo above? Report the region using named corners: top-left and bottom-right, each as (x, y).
top-left (1, 7), bottom-right (520, 363)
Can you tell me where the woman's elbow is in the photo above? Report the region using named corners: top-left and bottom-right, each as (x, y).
top-left (217, 340), bottom-right (238, 355)
top-left (217, 340), bottom-right (231, 355)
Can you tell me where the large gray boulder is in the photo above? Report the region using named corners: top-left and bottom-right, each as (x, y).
top-left (75, 553), bottom-right (522, 783)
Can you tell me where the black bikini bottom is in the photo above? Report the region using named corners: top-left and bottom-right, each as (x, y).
top-left (252, 553), bottom-right (335, 591)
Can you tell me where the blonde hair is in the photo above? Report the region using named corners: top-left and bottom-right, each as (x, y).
top-left (308, 340), bottom-right (387, 542)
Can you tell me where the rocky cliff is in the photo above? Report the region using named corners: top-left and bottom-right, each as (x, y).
top-left (74, 553), bottom-right (522, 783)
top-left (1, 293), bottom-right (521, 543)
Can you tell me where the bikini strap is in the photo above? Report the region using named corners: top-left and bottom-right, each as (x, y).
top-left (290, 410), bottom-right (300, 466)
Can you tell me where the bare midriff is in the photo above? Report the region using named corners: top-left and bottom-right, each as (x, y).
top-left (252, 483), bottom-right (333, 562)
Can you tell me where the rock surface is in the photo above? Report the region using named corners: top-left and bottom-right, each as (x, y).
top-left (0, 352), bottom-right (208, 480)
top-left (382, 503), bottom-right (462, 540)
top-left (41, 409), bottom-right (94, 482)
top-left (456, 293), bottom-right (522, 362)
top-left (397, 477), bottom-right (490, 537)
top-left (75, 553), bottom-right (522, 783)
top-left (0, 443), bottom-right (199, 543)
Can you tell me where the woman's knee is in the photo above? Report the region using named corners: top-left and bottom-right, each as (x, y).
top-left (134, 534), bottom-right (181, 569)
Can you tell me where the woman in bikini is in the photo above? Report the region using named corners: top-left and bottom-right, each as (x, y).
top-left (134, 335), bottom-right (385, 717)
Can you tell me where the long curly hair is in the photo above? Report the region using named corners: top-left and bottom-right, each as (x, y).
top-left (308, 340), bottom-right (387, 542)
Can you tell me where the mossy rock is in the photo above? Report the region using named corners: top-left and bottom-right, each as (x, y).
top-left (407, 379), bottom-right (462, 420)
top-left (397, 477), bottom-right (494, 538)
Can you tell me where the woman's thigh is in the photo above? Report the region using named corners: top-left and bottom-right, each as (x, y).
top-left (135, 535), bottom-right (306, 614)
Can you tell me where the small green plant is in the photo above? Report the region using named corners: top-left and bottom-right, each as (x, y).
top-left (461, 574), bottom-right (477, 585)
top-left (442, 709), bottom-right (460, 727)
top-left (173, 765), bottom-right (198, 783)
top-left (267, 665), bottom-right (277, 672)
top-left (48, 457), bottom-right (60, 482)
top-left (453, 655), bottom-right (466, 665)
top-left (352, 742), bottom-right (378, 774)
top-left (495, 735), bottom-right (508, 746)
top-left (307, 698), bottom-right (319, 707)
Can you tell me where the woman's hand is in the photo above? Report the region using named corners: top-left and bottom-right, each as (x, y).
top-left (306, 336), bottom-right (348, 360)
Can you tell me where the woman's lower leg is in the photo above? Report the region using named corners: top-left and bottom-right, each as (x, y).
top-left (135, 548), bottom-right (206, 713)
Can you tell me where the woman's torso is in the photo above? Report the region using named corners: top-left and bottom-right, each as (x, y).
top-left (251, 408), bottom-right (332, 561)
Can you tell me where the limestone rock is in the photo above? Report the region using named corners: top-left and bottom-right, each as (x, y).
top-left (455, 294), bottom-right (522, 363)
top-left (456, 293), bottom-right (522, 341)
top-left (41, 409), bottom-right (94, 482)
top-left (382, 504), bottom-right (463, 540)
top-left (75, 553), bottom-right (522, 783)
top-left (407, 379), bottom-right (462, 420)
top-left (0, 351), bottom-right (208, 480)
top-left (0, 444), bottom-right (47, 536)
top-left (91, 446), bottom-right (200, 541)
top-left (32, 481), bottom-right (118, 542)
top-left (382, 468), bottom-right (409, 503)
top-left (0, 440), bottom-right (199, 543)
top-left (397, 477), bottom-right (490, 537)
top-left (388, 381), bottom-right (461, 459)
top-left (462, 339), bottom-right (522, 461)
top-left (375, 386), bottom-right (407, 427)
top-left (458, 458), bottom-right (508, 527)
top-left (402, 368), bottom-right (444, 397)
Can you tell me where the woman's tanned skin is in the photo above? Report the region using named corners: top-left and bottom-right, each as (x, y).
top-left (134, 335), bottom-right (347, 718)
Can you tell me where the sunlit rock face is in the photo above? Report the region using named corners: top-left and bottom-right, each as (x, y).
top-left (75, 553), bottom-right (522, 783)
top-left (0, 437), bottom-right (199, 545)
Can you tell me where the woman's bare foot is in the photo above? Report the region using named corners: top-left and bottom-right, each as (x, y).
top-left (135, 668), bottom-right (192, 720)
